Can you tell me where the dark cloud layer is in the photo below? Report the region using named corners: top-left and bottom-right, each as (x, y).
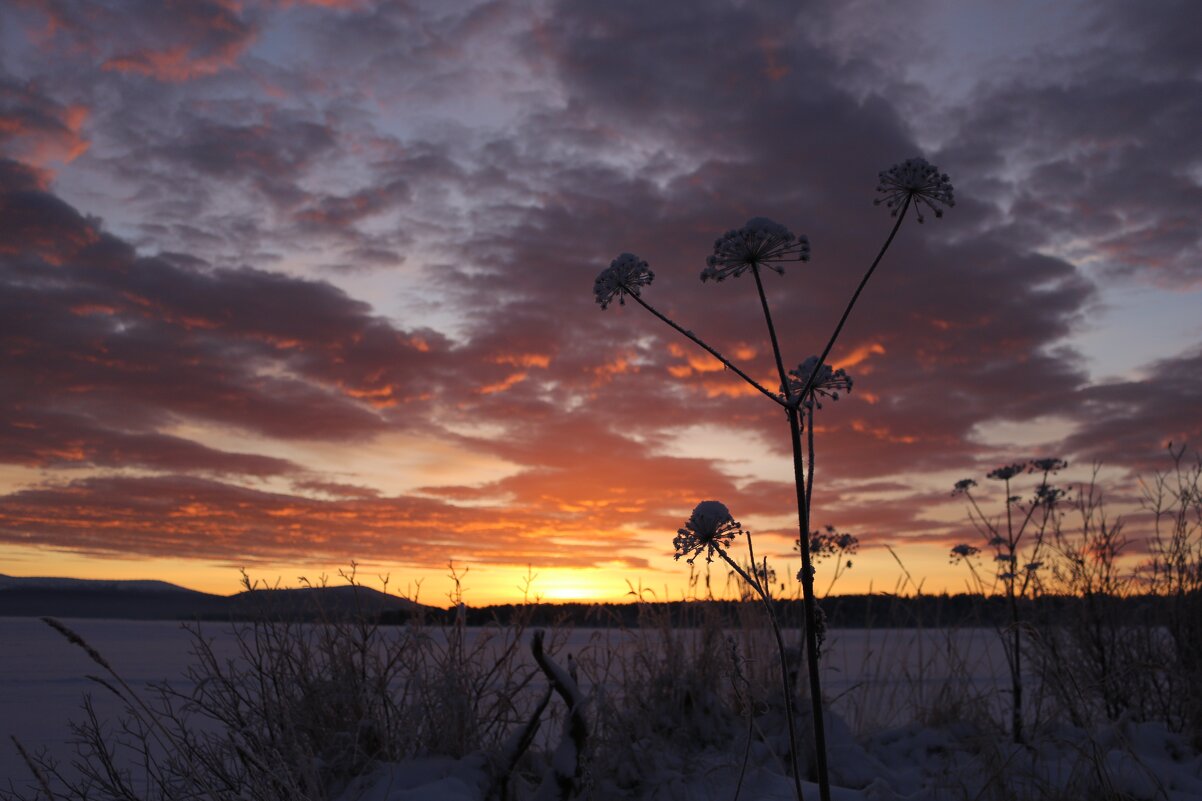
top-left (0, 0), bottom-right (1197, 582)
top-left (0, 155), bottom-right (447, 447)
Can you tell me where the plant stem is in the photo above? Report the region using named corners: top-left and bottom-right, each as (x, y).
top-left (753, 260), bottom-right (831, 801)
top-left (721, 551), bottom-right (807, 801)
top-left (806, 404), bottom-right (815, 524)
top-left (788, 406), bottom-right (832, 801)
top-left (1004, 475), bottom-right (1025, 744)
top-left (763, 205), bottom-right (913, 801)
top-left (752, 266), bottom-right (792, 398)
top-left (630, 294), bottom-right (785, 407)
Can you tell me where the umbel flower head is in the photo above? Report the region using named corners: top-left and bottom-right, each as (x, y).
top-left (951, 478), bottom-right (977, 496)
top-left (987, 462), bottom-right (1027, 482)
top-left (808, 525), bottom-right (860, 564)
top-left (673, 500), bottom-right (743, 564)
top-left (701, 217), bottom-right (810, 283)
top-left (949, 543), bottom-right (980, 564)
top-left (788, 356), bottom-right (852, 409)
top-left (1029, 458), bottom-right (1068, 474)
top-left (874, 157), bottom-right (955, 223)
top-left (594, 252), bottom-right (655, 310)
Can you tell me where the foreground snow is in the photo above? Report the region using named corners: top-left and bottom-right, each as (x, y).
top-left (340, 713), bottom-right (1202, 801)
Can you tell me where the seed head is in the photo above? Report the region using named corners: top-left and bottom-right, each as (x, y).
top-left (701, 217), bottom-right (810, 283)
top-left (1029, 458), bottom-right (1068, 474)
top-left (949, 543), bottom-right (980, 563)
top-left (807, 525), bottom-right (860, 563)
top-left (952, 478), bottom-right (977, 496)
top-left (594, 252), bottom-right (655, 310)
top-left (874, 157), bottom-right (955, 223)
top-left (788, 356), bottom-right (852, 409)
top-left (673, 500), bottom-right (743, 564)
top-left (987, 463), bottom-right (1027, 482)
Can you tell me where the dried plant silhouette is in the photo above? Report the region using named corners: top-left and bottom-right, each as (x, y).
top-left (948, 458), bottom-right (1068, 744)
top-left (594, 158), bottom-right (954, 801)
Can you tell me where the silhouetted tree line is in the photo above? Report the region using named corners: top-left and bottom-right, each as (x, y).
top-left (378, 592), bottom-right (1189, 629)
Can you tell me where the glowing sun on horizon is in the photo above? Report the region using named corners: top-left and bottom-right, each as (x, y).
top-left (532, 570), bottom-right (616, 602)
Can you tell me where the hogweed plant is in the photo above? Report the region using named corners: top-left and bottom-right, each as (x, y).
top-left (949, 457), bottom-right (1068, 744)
top-left (593, 157), bottom-right (954, 801)
top-left (676, 501), bottom-right (806, 801)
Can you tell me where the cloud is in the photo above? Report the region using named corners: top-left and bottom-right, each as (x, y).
top-left (0, 473), bottom-right (652, 569)
top-left (159, 112), bottom-right (339, 207)
top-left (0, 409), bottom-right (298, 476)
top-left (1059, 346), bottom-right (1202, 470)
top-left (0, 74), bottom-right (90, 166)
top-left (0, 0), bottom-right (1196, 585)
top-left (13, 0), bottom-right (256, 82)
top-left (939, 2), bottom-right (1202, 289)
top-left (0, 159), bottom-right (449, 455)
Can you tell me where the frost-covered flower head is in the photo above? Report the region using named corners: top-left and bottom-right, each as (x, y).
top-left (701, 217), bottom-right (810, 283)
top-left (594, 253), bottom-right (655, 310)
top-left (673, 500), bottom-right (742, 564)
top-left (788, 356), bottom-right (852, 409)
top-left (874, 158), bottom-right (955, 223)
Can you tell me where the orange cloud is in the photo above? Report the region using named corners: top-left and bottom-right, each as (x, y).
top-left (850, 420), bottom-right (918, 445)
top-left (666, 342), bottom-right (727, 375)
top-left (590, 355), bottom-right (634, 385)
top-left (492, 353), bottom-right (552, 368)
top-left (478, 372), bottom-right (528, 395)
top-left (0, 93), bottom-right (90, 167)
top-left (104, 44), bottom-right (245, 81)
top-left (343, 384), bottom-right (400, 408)
top-left (99, 1), bottom-right (255, 82)
top-left (836, 342), bottom-right (886, 369)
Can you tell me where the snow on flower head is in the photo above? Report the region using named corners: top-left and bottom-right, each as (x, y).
top-left (701, 217), bottom-right (810, 283)
top-left (673, 500), bottom-right (743, 564)
top-left (787, 356), bottom-right (852, 409)
top-left (594, 253), bottom-right (655, 310)
top-left (874, 157), bottom-right (955, 223)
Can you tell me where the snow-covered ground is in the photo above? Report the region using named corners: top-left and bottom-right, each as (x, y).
top-left (342, 711), bottom-right (1202, 800)
top-left (3, 618), bottom-right (1200, 799)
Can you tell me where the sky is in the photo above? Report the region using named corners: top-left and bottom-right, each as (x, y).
top-left (1, 0), bottom-right (1199, 605)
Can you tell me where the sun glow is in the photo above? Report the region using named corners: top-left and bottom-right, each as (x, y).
top-left (528, 569), bottom-right (620, 602)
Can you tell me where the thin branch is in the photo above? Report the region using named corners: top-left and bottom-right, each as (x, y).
top-left (629, 293), bottom-right (785, 407)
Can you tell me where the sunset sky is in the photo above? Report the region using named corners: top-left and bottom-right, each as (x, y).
top-left (1, 0), bottom-right (1199, 605)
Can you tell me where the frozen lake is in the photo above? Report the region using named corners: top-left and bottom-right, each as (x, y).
top-left (0, 617), bottom-right (1013, 784)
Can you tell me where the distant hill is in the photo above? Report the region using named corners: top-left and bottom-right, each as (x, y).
top-left (0, 574), bottom-right (429, 621)
top-left (223, 584), bottom-right (427, 619)
top-left (0, 573), bottom-right (204, 593)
